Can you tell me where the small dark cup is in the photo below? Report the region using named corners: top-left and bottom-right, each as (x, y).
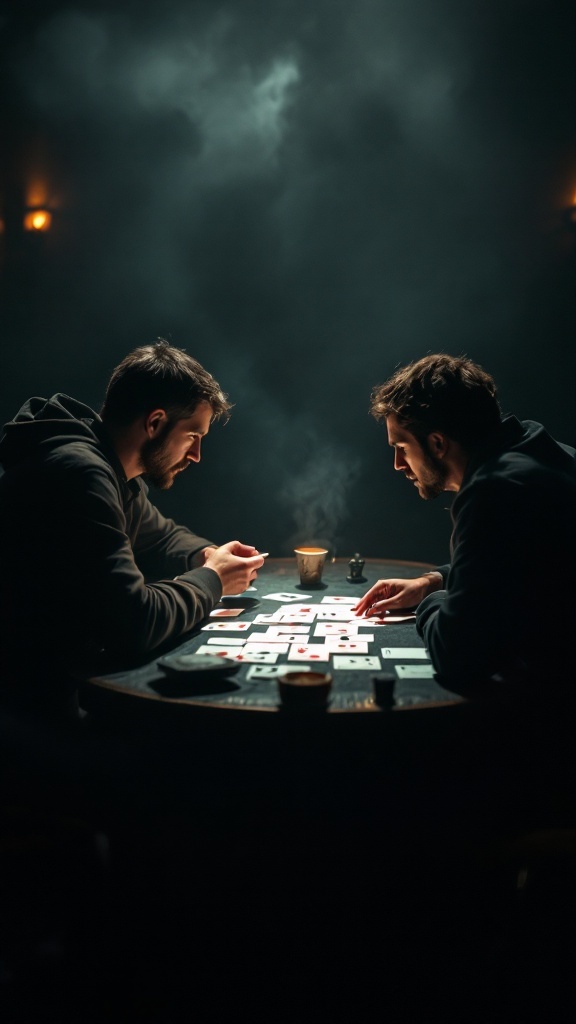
top-left (372, 673), bottom-right (396, 709)
top-left (277, 671), bottom-right (333, 709)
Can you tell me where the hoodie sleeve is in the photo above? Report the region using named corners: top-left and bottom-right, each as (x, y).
top-left (415, 475), bottom-right (522, 684)
top-left (131, 480), bottom-right (216, 581)
top-left (48, 456), bottom-right (222, 659)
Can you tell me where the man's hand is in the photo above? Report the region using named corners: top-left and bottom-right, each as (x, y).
top-left (352, 572), bottom-right (443, 618)
top-left (203, 541), bottom-right (265, 595)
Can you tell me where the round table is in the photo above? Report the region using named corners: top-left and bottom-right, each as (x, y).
top-left (80, 558), bottom-right (465, 719)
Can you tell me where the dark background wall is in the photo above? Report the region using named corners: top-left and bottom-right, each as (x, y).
top-left (1, 0), bottom-right (574, 564)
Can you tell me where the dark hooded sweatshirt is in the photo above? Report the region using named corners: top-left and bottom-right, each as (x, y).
top-left (415, 415), bottom-right (576, 694)
top-left (0, 394), bottom-right (222, 714)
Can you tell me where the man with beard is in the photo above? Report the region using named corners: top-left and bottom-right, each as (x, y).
top-left (354, 353), bottom-right (576, 694)
top-left (0, 340), bottom-right (265, 717)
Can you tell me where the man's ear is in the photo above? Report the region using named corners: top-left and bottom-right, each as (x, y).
top-left (144, 408), bottom-right (169, 438)
top-left (427, 431), bottom-right (449, 458)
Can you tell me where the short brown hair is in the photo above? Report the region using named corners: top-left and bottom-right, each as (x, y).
top-left (370, 354), bottom-right (501, 449)
top-left (101, 340), bottom-right (232, 427)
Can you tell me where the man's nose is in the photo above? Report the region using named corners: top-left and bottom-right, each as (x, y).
top-left (186, 439), bottom-right (201, 463)
top-left (393, 450), bottom-right (406, 471)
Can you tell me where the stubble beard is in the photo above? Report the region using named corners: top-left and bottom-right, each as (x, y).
top-left (140, 429), bottom-right (188, 490)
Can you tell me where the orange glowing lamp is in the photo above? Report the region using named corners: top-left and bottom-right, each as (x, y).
top-left (24, 208), bottom-right (53, 232)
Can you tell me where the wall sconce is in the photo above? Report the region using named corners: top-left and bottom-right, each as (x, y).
top-left (23, 208), bottom-right (53, 232)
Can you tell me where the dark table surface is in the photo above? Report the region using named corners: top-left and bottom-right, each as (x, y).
top-left (81, 558), bottom-right (466, 716)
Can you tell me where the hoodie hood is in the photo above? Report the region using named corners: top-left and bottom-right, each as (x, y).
top-left (0, 394), bottom-right (102, 470)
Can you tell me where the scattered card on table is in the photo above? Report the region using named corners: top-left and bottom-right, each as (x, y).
top-left (263, 592), bottom-right (311, 602)
top-left (245, 664), bottom-right (312, 681)
top-left (313, 622), bottom-right (360, 636)
top-left (277, 612), bottom-right (316, 624)
top-left (205, 636), bottom-right (247, 646)
top-left (320, 596), bottom-right (357, 605)
top-left (209, 608), bottom-right (245, 618)
top-left (253, 613), bottom-right (283, 624)
top-left (232, 650), bottom-right (279, 663)
top-left (324, 639), bottom-right (369, 653)
top-left (287, 644), bottom-right (330, 662)
top-left (332, 655), bottom-right (381, 671)
top-left (195, 644), bottom-right (247, 658)
top-left (201, 621), bottom-right (252, 632)
top-left (242, 642), bottom-right (290, 654)
top-left (395, 664), bottom-right (435, 678)
top-left (315, 608), bottom-right (354, 621)
top-left (277, 604), bottom-right (316, 617)
top-left (260, 625), bottom-right (310, 636)
top-left (250, 631), bottom-right (309, 644)
top-left (381, 647), bottom-right (430, 659)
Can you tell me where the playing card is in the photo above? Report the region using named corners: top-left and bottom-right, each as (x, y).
top-left (315, 608), bottom-right (354, 621)
top-left (320, 596), bottom-right (357, 604)
top-left (253, 613), bottom-right (284, 624)
top-left (313, 623), bottom-right (360, 636)
top-left (263, 592), bottom-right (311, 602)
top-left (277, 612), bottom-right (317, 624)
top-left (259, 625), bottom-right (310, 636)
top-left (287, 644), bottom-right (331, 662)
top-left (395, 664), bottom-right (435, 679)
top-left (380, 647), bottom-right (430, 659)
top-left (224, 586), bottom-right (258, 597)
top-left (201, 621), bottom-right (252, 632)
top-left (245, 664), bottom-right (312, 681)
top-left (205, 636), bottom-right (247, 646)
top-left (249, 631), bottom-right (309, 644)
top-left (196, 646), bottom-right (279, 663)
top-left (277, 604), bottom-right (317, 617)
top-left (242, 642), bottom-right (290, 654)
top-left (332, 655), bottom-right (381, 671)
top-left (209, 608), bottom-right (245, 618)
top-left (195, 644), bottom-right (245, 658)
top-left (324, 639), bottom-right (369, 653)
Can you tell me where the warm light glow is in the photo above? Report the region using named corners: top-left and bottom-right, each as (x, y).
top-left (24, 208), bottom-right (52, 232)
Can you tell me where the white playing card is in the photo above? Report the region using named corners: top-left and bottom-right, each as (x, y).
top-left (320, 596), bottom-right (357, 604)
top-left (195, 644), bottom-right (245, 658)
top-left (380, 648), bottom-right (430, 659)
top-left (248, 631), bottom-right (309, 644)
top-left (324, 639), bottom-right (369, 653)
top-left (224, 586), bottom-right (258, 597)
top-left (205, 636), bottom-right (247, 646)
top-left (263, 592), bottom-right (311, 602)
top-left (245, 664), bottom-right (312, 681)
top-left (277, 612), bottom-right (316, 624)
top-left (287, 644), bottom-right (331, 662)
top-left (395, 664), bottom-right (435, 679)
top-left (242, 642), bottom-right (290, 654)
top-left (332, 655), bottom-right (381, 671)
top-left (355, 616), bottom-right (416, 625)
top-left (201, 621), bottom-right (252, 632)
top-left (232, 650), bottom-right (279, 663)
top-left (277, 604), bottom-right (317, 617)
top-left (315, 608), bottom-right (354, 621)
top-left (259, 625), bottom-right (310, 636)
top-left (253, 613), bottom-right (284, 624)
top-left (311, 618), bottom-right (356, 634)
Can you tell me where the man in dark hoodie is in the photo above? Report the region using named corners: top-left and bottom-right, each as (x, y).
top-left (0, 340), bottom-right (265, 717)
top-left (354, 354), bottom-right (576, 694)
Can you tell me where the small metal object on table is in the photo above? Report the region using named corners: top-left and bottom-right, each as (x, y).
top-left (80, 559), bottom-right (465, 718)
